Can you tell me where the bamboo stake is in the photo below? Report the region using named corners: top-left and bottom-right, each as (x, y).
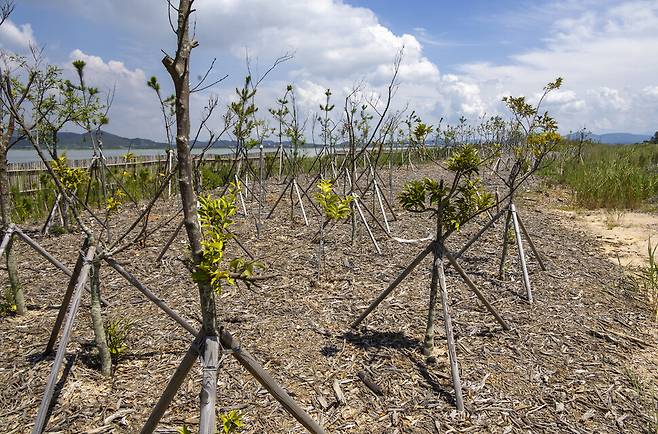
top-left (441, 244), bottom-right (510, 330)
top-left (353, 195), bottom-right (381, 254)
top-left (510, 204), bottom-right (533, 303)
top-left (437, 254), bottom-right (464, 411)
top-left (45, 238), bottom-right (89, 354)
top-left (32, 244), bottom-right (96, 434)
top-left (351, 242), bottom-right (434, 328)
top-left (104, 257), bottom-right (197, 335)
top-left (516, 211), bottom-right (546, 271)
top-left (13, 227), bottom-right (71, 277)
top-left (293, 179), bottom-right (309, 226)
top-left (41, 193), bottom-right (61, 235)
top-left (199, 336), bottom-right (219, 434)
top-left (374, 181), bottom-right (390, 233)
top-left (156, 219), bottom-right (184, 263)
top-left (498, 206), bottom-right (513, 279)
top-left (454, 207), bottom-right (506, 260)
top-left (141, 333), bottom-right (203, 434)
top-left (266, 178), bottom-right (293, 220)
top-left (0, 226), bottom-right (14, 258)
top-left (219, 330), bottom-right (327, 434)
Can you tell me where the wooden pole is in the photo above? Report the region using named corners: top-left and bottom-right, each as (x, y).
top-left (498, 206), bottom-right (512, 279)
top-left (13, 227), bottom-right (70, 276)
top-left (32, 243), bottom-right (96, 434)
top-left (199, 336), bottom-right (219, 434)
top-left (156, 219), bottom-right (184, 263)
top-left (220, 330), bottom-right (326, 434)
top-left (41, 193), bottom-right (61, 235)
top-left (515, 211), bottom-right (546, 271)
top-left (453, 207), bottom-right (506, 260)
top-left (266, 178), bottom-right (293, 220)
top-left (140, 333), bottom-right (203, 434)
top-left (351, 242), bottom-right (434, 328)
top-left (0, 225), bottom-right (14, 258)
top-left (441, 244), bottom-right (510, 330)
top-left (510, 204), bottom-right (533, 303)
top-left (437, 253), bottom-right (464, 411)
top-left (374, 181), bottom-right (390, 234)
top-left (293, 179), bottom-right (309, 226)
top-left (104, 257), bottom-right (197, 335)
top-left (45, 237), bottom-right (90, 354)
top-left (353, 195), bottom-right (381, 254)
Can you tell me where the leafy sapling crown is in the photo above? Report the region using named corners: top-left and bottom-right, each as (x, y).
top-left (399, 144), bottom-right (493, 234)
top-left (315, 179), bottom-right (353, 221)
top-left (192, 184), bottom-right (262, 293)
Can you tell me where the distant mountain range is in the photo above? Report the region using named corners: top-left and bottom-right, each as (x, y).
top-left (12, 129), bottom-right (655, 149)
top-left (566, 132), bottom-right (652, 144)
top-left (13, 130), bottom-right (243, 149)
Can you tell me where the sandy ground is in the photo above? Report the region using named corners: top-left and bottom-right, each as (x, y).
top-left (552, 207), bottom-right (658, 267)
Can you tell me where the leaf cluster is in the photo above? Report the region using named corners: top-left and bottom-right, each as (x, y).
top-left (399, 145), bottom-right (493, 233)
top-left (193, 186), bottom-right (261, 293)
top-left (104, 317), bottom-right (133, 358)
top-left (315, 179), bottom-right (353, 221)
top-left (51, 156), bottom-right (88, 192)
top-left (220, 409), bottom-right (245, 433)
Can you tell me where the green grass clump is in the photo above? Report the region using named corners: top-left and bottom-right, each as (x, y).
top-left (542, 142), bottom-right (658, 210)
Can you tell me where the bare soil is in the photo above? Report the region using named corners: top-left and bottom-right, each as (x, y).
top-left (1, 162), bottom-right (657, 433)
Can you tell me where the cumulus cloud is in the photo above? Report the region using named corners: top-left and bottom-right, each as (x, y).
top-left (0, 19), bottom-right (36, 50)
top-left (64, 49), bottom-right (163, 139)
top-left (20, 0), bottom-right (658, 137)
top-left (455, 0), bottom-right (658, 133)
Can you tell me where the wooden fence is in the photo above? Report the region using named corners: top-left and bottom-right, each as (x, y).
top-left (7, 154), bottom-right (174, 194)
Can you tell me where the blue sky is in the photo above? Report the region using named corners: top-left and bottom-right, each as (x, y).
top-left (2, 0), bottom-right (657, 140)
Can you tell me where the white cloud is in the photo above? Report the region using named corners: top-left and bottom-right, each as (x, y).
top-left (64, 49), bottom-right (163, 139)
top-left (22, 0), bottom-right (658, 137)
top-left (0, 19), bottom-right (36, 50)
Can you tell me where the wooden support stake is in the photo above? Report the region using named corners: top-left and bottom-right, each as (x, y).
top-left (13, 227), bottom-right (70, 277)
top-left (293, 179), bottom-right (309, 226)
top-left (141, 333), bottom-right (203, 434)
top-left (515, 211), bottom-right (546, 271)
top-left (353, 195), bottom-right (381, 254)
top-left (41, 193), bottom-right (61, 235)
top-left (266, 178), bottom-right (293, 220)
top-left (437, 255), bottom-right (465, 411)
top-left (199, 336), bottom-right (220, 434)
top-left (510, 204), bottom-right (533, 303)
top-left (156, 219), bottom-right (184, 263)
top-left (32, 244), bottom-right (96, 434)
top-left (352, 243), bottom-right (434, 328)
top-left (453, 207), bottom-right (506, 261)
top-left (104, 257), bottom-right (197, 335)
top-left (0, 226), bottom-right (14, 258)
top-left (45, 238), bottom-right (90, 354)
top-left (220, 330), bottom-right (326, 434)
top-left (374, 181), bottom-right (390, 234)
top-left (441, 244), bottom-right (510, 331)
top-left (498, 206), bottom-right (512, 279)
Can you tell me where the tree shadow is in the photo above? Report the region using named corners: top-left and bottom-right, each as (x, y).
top-left (407, 351), bottom-right (456, 408)
top-left (343, 329), bottom-right (420, 350)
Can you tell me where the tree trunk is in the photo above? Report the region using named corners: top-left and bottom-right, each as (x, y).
top-left (163, 1), bottom-right (219, 430)
top-left (90, 259), bottom-right (112, 376)
top-left (0, 118), bottom-right (24, 314)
